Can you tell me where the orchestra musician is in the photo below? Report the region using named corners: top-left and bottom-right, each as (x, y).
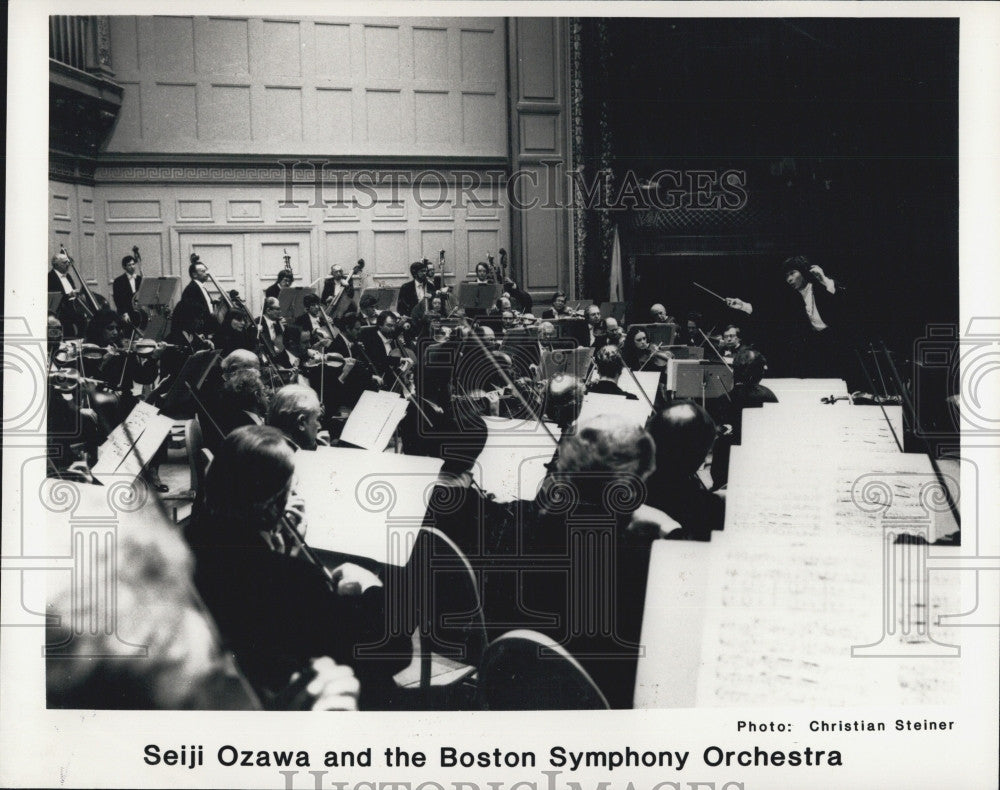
top-left (397, 260), bottom-right (441, 317)
top-left (48, 252), bottom-right (87, 337)
top-left (644, 401), bottom-right (726, 541)
top-left (592, 316), bottom-right (624, 350)
top-left (294, 293), bottom-right (327, 336)
top-left (184, 425), bottom-right (410, 706)
top-left (542, 291), bottom-right (572, 319)
top-left (356, 294), bottom-right (380, 327)
top-left (160, 299), bottom-right (215, 381)
top-left (584, 304), bottom-right (603, 346)
top-left (214, 308), bottom-right (256, 356)
top-left (355, 311), bottom-right (409, 383)
top-left (622, 325), bottom-right (672, 371)
top-left (258, 297), bottom-right (285, 348)
top-left (586, 345), bottom-right (639, 400)
top-left (649, 303), bottom-right (671, 324)
top-left (682, 311), bottom-right (703, 346)
top-left (264, 270), bottom-right (294, 301)
top-left (180, 257), bottom-right (218, 327)
top-left (112, 254), bottom-right (143, 325)
top-left (720, 324), bottom-right (744, 359)
top-left (266, 384), bottom-right (326, 451)
top-left (320, 264), bottom-right (356, 313)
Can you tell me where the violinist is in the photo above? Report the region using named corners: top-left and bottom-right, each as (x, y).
top-left (586, 345), bottom-right (639, 400)
top-left (356, 311), bottom-right (411, 383)
top-left (622, 325), bottom-right (673, 372)
top-left (592, 316), bottom-right (624, 350)
top-left (214, 309), bottom-right (256, 356)
top-left (184, 425), bottom-right (410, 704)
top-left (180, 257), bottom-right (218, 326)
top-left (584, 304), bottom-right (603, 345)
top-left (293, 293), bottom-right (326, 335)
top-left (82, 309), bottom-right (160, 399)
top-left (264, 270), bottom-right (294, 300)
top-left (266, 384), bottom-right (326, 451)
top-left (112, 255), bottom-right (143, 325)
top-left (46, 312), bottom-right (65, 360)
top-left (356, 294), bottom-right (380, 327)
top-left (48, 252), bottom-right (87, 337)
top-left (542, 292), bottom-right (572, 319)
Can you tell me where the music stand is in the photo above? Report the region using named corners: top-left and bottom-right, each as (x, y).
top-left (540, 346), bottom-right (593, 381)
top-left (368, 287), bottom-right (398, 313)
top-left (663, 345), bottom-right (704, 360)
top-left (135, 275), bottom-right (180, 309)
top-left (158, 350), bottom-right (221, 420)
top-left (456, 281), bottom-right (502, 312)
top-left (551, 317), bottom-right (589, 348)
top-left (277, 286), bottom-right (314, 322)
top-left (631, 322), bottom-right (677, 346)
top-left (669, 361), bottom-right (733, 407)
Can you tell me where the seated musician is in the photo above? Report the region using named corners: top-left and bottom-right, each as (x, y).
top-left (720, 324), bottom-right (744, 359)
top-left (473, 261), bottom-right (492, 284)
top-left (587, 345), bottom-right (639, 399)
top-left (357, 294), bottom-right (380, 327)
top-left (355, 311), bottom-right (410, 384)
top-left (185, 426), bottom-right (410, 706)
top-left (500, 277), bottom-right (533, 314)
top-left (268, 327), bottom-right (300, 374)
top-left (543, 373), bottom-right (586, 431)
top-left (267, 384), bottom-right (326, 451)
top-left (258, 297), bottom-right (285, 348)
top-left (649, 303), bottom-right (671, 324)
top-left (709, 348), bottom-right (777, 491)
top-left (82, 309), bottom-right (160, 397)
top-left (682, 311), bottom-right (703, 346)
top-left (264, 269), bottom-right (294, 301)
top-left (542, 291), bottom-right (571, 319)
top-left (48, 252), bottom-right (86, 337)
top-left (47, 373), bottom-right (103, 479)
top-left (294, 293), bottom-right (327, 336)
top-left (592, 316), bottom-right (624, 350)
top-left (198, 359), bottom-right (269, 454)
top-left (644, 401), bottom-right (725, 540)
top-left (112, 254), bottom-right (143, 325)
top-left (622, 325), bottom-right (668, 371)
top-left (214, 309), bottom-right (255, 356)
top-left (584, 304), bottom-right (603, 345)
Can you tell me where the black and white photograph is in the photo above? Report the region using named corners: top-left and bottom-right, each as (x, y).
top-left (2, 2), bottom-right (998, 789)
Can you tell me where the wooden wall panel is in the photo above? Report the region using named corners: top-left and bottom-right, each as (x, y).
top-left (106, 16), bottom-right (507, 157)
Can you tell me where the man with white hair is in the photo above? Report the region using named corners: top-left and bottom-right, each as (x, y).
top-left (266, 384), bottom-right (326, 451)
top-left (48, 252), bottom-right (85, 336)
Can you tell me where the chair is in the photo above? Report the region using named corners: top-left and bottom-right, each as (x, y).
top-left (184, 415), bottom-right (210, 493)
top-left (477, 629), bottom-right (610, 710)
top-left (395, 526), bottom-right (488, 690)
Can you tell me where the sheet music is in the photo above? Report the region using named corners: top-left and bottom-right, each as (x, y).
top-left (338, 389), bottom-right (409, 451)
top-left (292, 447), bottom-right (442, 565)
top-left (91, 401), bottom-right (174, 480)
top-left (618, 370), bottom-right (661, 405)
top-left (577, 391), bottom-right (654, 428)
top-left (471, 415), bottom-right (559, 502)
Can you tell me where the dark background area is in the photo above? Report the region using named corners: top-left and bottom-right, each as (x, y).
top-left (579, 18), bottom-right (958, 376)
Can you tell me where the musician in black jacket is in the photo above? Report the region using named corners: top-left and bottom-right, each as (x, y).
top-left (185, 426), bottom-right (410, 707)
top-left (264, 270), bottom-right (294, 301)
top-left (48, 252), bottom-right (87, 337)
top-left (180, 258), bottom-right (218, 328)
top-left (112, 255), bottom-right (143, 325)
top-left (320, 264), bottom-right (356, 314)
top-left (397, 260), bottom-right (440, 317)
top-left (586, 345), bottom-right (638, 400)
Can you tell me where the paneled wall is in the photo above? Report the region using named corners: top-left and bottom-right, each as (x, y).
top-left (50, 176), bottom-right (509, 316)
top-left (106, 16), bottom-right (507, 157)
top-left (508, 19), bottom-right (573, 296)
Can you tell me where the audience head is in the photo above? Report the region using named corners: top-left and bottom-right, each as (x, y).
top-left (594, 344), bottom-right (625, 380)
top-left (648, 400), bottom-right (717, 479)
top-left (733, 347), bottom-right (768, 387)
top-left (267, 384), bottom-right (324, 450)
